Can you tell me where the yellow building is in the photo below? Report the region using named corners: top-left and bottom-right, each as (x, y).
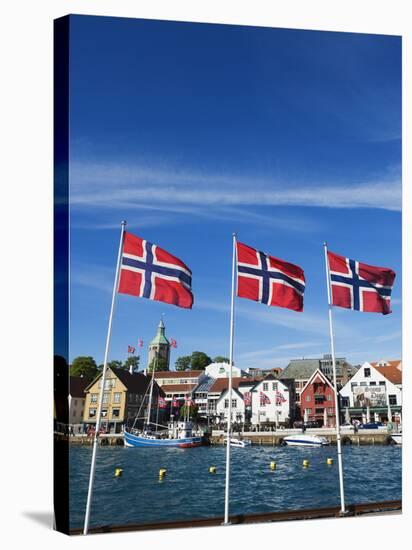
top-left (83, 367), bottom-right (163, 433)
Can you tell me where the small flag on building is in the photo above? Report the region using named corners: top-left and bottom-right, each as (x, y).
top-left (243, 391), bottom-right (252, 406)
top-left (237, 241), bottom-right (305, 311)
top-left (275, 391), bottom-right (286, 405)
top-left (260, 391), bottom-right (271, 405)
top-left (119, 232), bottom-right (194, 309)
top-left (158, 396), bottom-right (167, 409)
top-left (170, 338), bottom-right (177, 348)
top-left (127, 345), bottom-right (135, 354)
top-left (327, 250), bottom-right (396, 315)
top-left (138, 338), bottom-right (144, 348)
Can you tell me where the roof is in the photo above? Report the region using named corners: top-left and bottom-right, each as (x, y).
top-left (69, 376), bottom-right (90, 398)
top-left (209, 377), bottom-right (243, 393)
top-left (160, 383), bottom-right (197, 394)
top-left (372, 361), bottom-right (402, 385)
top-left (279, 359), bottom-right (320, 380)
top-left (153, 370), bottom-right (203, 378)
top-left (194, 375), bottom-right (215, 392)
top-left (300, 369), bottom-right (335, 394)
top-left (85, 368), bottom-right (164, 396)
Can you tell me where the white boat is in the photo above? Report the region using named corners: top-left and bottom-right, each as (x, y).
top-left (224, 437), bottom-right (252, 448)
top-left (283, 434), bottom-right (330, 447)
top-left (390, 433), bottom-right (402, 445)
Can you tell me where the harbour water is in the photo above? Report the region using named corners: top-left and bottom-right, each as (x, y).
top-left (69, 445), bottom-right (401, 529)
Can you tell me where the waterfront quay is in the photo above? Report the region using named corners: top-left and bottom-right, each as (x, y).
top-left (59, 427), bottom-right (396, 446)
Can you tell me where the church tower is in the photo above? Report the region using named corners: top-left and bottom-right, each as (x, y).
top-left (147, 318), bottom-right (170, 370)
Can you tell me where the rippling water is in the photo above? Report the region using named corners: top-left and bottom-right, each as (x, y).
top-left (69, 444), bottom-right (401, 529)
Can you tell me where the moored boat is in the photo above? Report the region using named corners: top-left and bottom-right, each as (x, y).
top-left (124, 420), bottom-right (202, 448)
top-left (390, 433), bottom-right (402, 445)
top-left (283, 434), bottom-right (330, 447)
top-left (224, 437), bottom-right (252, 448)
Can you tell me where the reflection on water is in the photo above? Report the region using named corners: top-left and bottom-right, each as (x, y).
top-left (69, 444), bottom-right (401, 529)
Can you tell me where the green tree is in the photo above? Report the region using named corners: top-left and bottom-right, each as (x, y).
top-left (107, 360), bottom-right (123, 369)
top-left (179, 403), bottom-right (198, 420)
top-left (175, 355), bottom-right (191, 371)
top-left (190, 351), bottom-right (212, 370)
top-left (148, 357), bottom-right (169, 372)
top-left (213, 356), bottom-right (230, 364)
top-left (70, 356), bottom-right (98, 379)
top-left (124, 355), bottom-right (140, 372)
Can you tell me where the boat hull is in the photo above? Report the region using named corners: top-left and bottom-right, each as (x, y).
top-left (390, 434), bottom-right (402, 445)
top-left (124, 430), bottom-right (202, 448)
top-left (283, 435), bottom-right (330, 447)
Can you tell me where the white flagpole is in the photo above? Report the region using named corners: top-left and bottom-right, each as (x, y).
top-left (323, 242), bottom-right (346, 514)
top-left (223, 233), bottom-right (237, 525)
top-left (83, 220), bottom-right (126, 535)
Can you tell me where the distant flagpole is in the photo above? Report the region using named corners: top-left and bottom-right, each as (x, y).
top-left (323, 242), bottom-right (346, 514)
top-left (224, 232), bottom-right (237, 525)
top-left (83, 220), bottom-right (126, 535)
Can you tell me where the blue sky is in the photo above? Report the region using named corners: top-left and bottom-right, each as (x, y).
top-left (66, 15), bottom-right (402, 370)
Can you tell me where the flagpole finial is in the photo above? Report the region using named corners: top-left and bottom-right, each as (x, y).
top-left (121, 220), bottom-right (127, 226)
top-left (323, 241), bottom-right (328, 247)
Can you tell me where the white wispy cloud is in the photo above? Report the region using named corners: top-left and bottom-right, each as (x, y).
top-left (70, 161), bottom-right (401, 213)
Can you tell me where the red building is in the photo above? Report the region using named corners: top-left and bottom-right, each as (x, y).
top-left (300, 369), bottom-right (336, 427)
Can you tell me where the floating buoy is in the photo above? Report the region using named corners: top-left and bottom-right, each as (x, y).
top-left (209, 466), bottom-right (217, 474)
top-left (159, 468), bottom-right (167, 479)
top-left (326, 458), bottom-right (334, 465)
top-left (270, 461), bottom-right (276, 470)
top-left (303, 459), bottom-right (310, 468)
top-left (114, 468), bottom-right (123, 477)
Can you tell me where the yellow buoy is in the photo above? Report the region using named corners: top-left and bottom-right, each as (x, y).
top-left (326, 458), bottom-right (334, 465)
top-left (270, 461), bottom-right (276, 470)
top-left (159, 468), bottom-right (167, 479)
top-left (303, 459), bottom-right (310, 468)
top-left (209, 466), bottom-right (217, 474)
top-left (114, 468), bottom-right (123, 477)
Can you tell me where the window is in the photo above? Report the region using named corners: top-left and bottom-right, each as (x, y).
top-left (113, 392), bottom-right (121, 404)
top-left (388, 395), bottom-right (397, 406)
top-left (224, 399), bottom-right (229, 409)
top-left (315, 408), bottom-right (324, 414)
top-left (369, 381), bottom-right (376, 386)
top-left (74, 399), bottom-right (77, 406)
top-left (364, 368), bottom-right (371, 378)
top-left (305, 395), bottom-right (311, 402)
top-left (341, 397), bottom-right (349, 407)
top-left (90, 393), bottom-right (98, 403)
top-left (272, 382), bottom-right (278, 391)
top-left (102, 392), bottom-right (110, 404)
top-left (327, 394), bottom-right (332, 401)
top-left (351, 382), bottom-right (358, 388)
top-left (89, 408), bottom-right (96, 418)
top-left (101, 409), bottom-right (108, 417)
top-left (263, 383), bottom-right (268, 391)
top-left (315, 396), bottom-right (324, 404)
top-left (328, 408), bottom-right (334, 414)
top-left (232, 399), bottom-right (237, 409)
top-left (295, 394), bottom-right (301, 402)
top-left (360, 382), bottom-right (367, 387)
top-left (305, 408), bottom-right (312, 414)
top-left (112, 408), bottom-right (120, 418)
top-left (379, 381), bottom-right (386, 386)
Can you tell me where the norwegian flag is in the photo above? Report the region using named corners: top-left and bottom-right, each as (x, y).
top-left (327, 250), bottom-right (396, 315)
top-left (243, 391), bottom-right (252, 407)
top-left (260, 391), bottom-right (271, 406)
top-left (170, 338), bottom-right (177, 348)
top-left (157, 396), bottom-right (167, 409)
top-left (138, 338), bottom-right (144, 348)
top-left (237, 242), bottom-right (305, 312)
top-left (119, 232), bottom-right (193, 309)
top-left (127, 345), bottom-right (135, 354)
top-left (275, 391), bottom-right (286, 405)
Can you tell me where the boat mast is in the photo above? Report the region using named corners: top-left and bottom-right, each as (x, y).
top-left (146, 349), bottom-right (158, 429)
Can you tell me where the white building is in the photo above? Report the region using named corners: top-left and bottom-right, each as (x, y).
top-left (339, 361), bottom-right (402, 423)
top-left (250, 375), bottom-right (294, 427)
top-left (216, 387), bottom-right (246, 425)
top-left (204, 362), bottom-right (248, 379)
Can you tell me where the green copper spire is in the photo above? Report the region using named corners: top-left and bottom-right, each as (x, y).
top-left (150, 318), bottom-right (169, 346)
